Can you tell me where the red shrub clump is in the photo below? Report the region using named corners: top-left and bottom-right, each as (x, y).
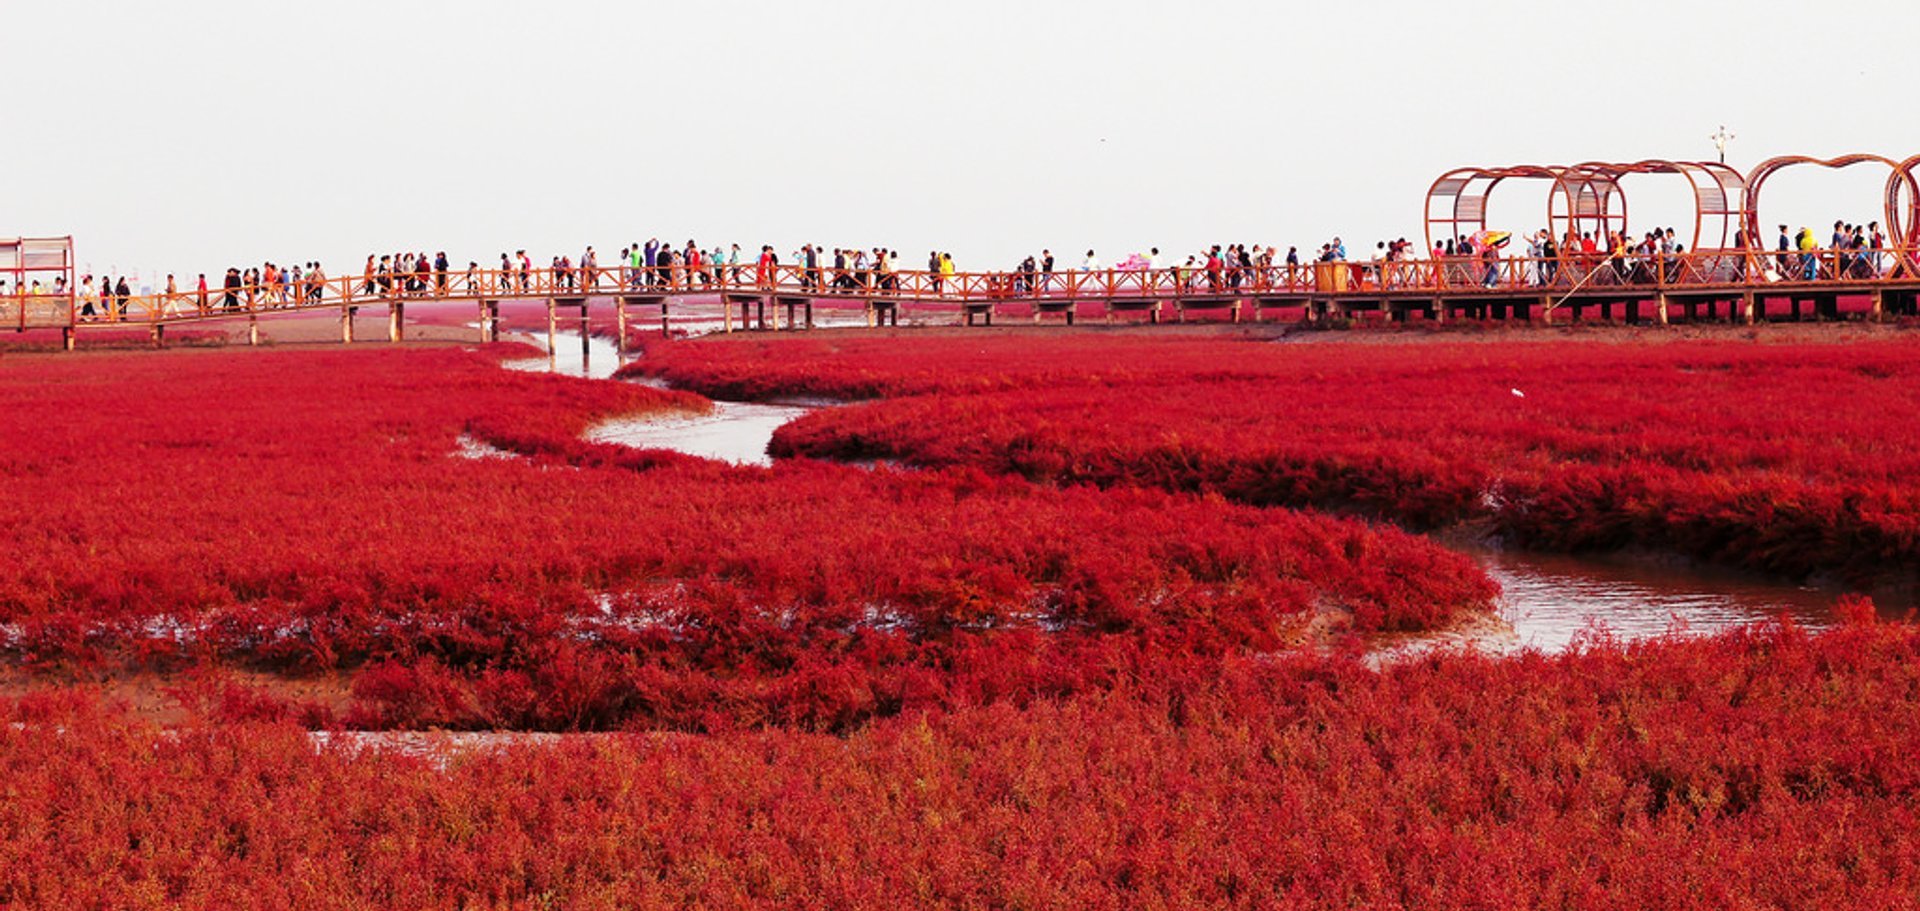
top-left (632, 332), bottom-right (1920, 580)
top-left (0, 346), bottom-right (1491, 730)
top-left (4, 620), bottom-right (1920, 907)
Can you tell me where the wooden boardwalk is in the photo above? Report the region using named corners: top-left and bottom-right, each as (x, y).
top-left (11, 253), bottom-right (1920, 349)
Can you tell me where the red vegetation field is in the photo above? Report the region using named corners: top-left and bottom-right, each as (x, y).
top-left (5, 617), bottom-right (1919, 908)
top-left (6, 331), bottom-right (1917, 907)
top-left (628, 331), bottom-right (1920, 581)
top-left (0, 345), bottom-right (1489, 730)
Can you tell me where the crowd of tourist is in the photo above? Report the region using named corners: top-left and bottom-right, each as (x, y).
top-left (25, 221), bottom-right (1919, 323)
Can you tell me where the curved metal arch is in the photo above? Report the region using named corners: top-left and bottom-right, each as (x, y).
top-left (1550, 163), bottom-right (1628, 249)
top-left (1423, 165), bottom-right (1564, 254)
top-left (1885, 156), bottom-right (1920, 250)
top-left (1545, 160), bottom-right (1747, 254)
top-left (1741, 154), bottom-right (1900, 250)
top-left (1616, 160), bottom-right (1748, 252)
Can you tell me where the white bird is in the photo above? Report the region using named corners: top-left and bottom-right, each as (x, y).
top-left (1511, 388), bottom-right (1525, 398)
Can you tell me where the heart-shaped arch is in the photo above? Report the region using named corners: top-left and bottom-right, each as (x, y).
top-left (1740, 154), bottom-right (1901, 251)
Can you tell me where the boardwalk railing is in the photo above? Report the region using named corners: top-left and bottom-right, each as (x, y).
top-left (29, 244), bottom-right (1920, 344)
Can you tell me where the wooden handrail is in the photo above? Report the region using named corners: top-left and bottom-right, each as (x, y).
top-left (55, 243), bottom-right (1920, 336)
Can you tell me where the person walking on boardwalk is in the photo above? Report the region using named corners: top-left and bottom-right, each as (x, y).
top-left (414, 252), bottom-right (431, 297)
top-left (755, 245), bottom-right (776, 290)
top-left (582, 246), bottom-right (598, 291)
top-left (196, 273), bottom-right (209, 314)
top-left (939, 252), bottom-right (956, 295)
top-left (223, 268), bottom-right (242, 311)
top-left (1795, 228), bottom-right (1817, 280)
top-left (434, 251), bottom-right (450, 295)
top-left (161, 274), bottom-right (183, 316)
top-left (928, 251), bottom-right (943, 295)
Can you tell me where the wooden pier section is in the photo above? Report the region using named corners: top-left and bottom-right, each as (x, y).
top-left (10, 252), bottom-right (1920, 349)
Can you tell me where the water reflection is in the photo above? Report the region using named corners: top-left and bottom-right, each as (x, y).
top-left (499, 329), bottom-right (625, 380)
top-left (1471, 546), bottom-right (1861, 651)
top-left (585, 402), bottom-right (813, 467)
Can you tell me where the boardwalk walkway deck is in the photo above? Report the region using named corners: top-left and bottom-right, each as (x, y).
top-left (13, 252), bottom-right (1920, 349)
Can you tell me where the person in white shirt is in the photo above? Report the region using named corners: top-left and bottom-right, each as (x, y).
top-left (1082, 249), bottom-right (1100, 271)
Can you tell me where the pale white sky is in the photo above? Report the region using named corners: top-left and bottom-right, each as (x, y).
top-left (5, 0), bottom-right (1917, 282)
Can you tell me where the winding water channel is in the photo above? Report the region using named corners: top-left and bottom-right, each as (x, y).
top-left (508, 330), bottom-right (1890, 651)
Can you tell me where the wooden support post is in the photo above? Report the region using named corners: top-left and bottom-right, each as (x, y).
top-left (546, 299), bottom-right (557, 353)
top-left (1539, 297), bottom-right (1553, 325)
top-left (1655, 294), bottom-right (1670, 326)
top-left (1871, 290), bottom-right (1885, 322)
top-left (866, 300), bottom-right (877, 328)
top-left (62, 327), bottom-right (75, 351)
top-left (1742, 292), bottom-right (1757, 325)
top-left (389, 303), bottom-right (404, 343)
top-left (1062, 305), bottom-right (1072, 327)
top-left (248, 315), bottom-right (260, 346)
top-left (659, 299), bottom-right (669, 337)
top-left (615, 300), bottom-right (628, 353)
top-left (804, 300), bottom-right (813, 330)
top-left (342, 306), bottom-right (355, 344)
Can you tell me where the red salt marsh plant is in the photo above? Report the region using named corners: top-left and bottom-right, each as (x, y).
top-left (0, 345), bottom-right (1493, 730)
top-left (631, 331), bottom-right (1920, 580)
top-left (2, 615), bottom-right (1918, 908)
